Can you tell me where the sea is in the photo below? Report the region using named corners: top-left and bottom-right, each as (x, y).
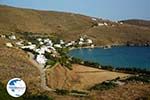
top-left (69, 46), bottom-right (150, 70)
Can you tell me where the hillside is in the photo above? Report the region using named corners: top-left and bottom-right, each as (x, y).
top-left (0, 38), bottom-right (41, 94)
top-left (0, 5), bottom-right (150, 45)
top-left (120, 19), bottom-right (150, 28)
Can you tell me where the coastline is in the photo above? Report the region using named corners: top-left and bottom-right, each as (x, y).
top-left (68, 45), bottom-right (150, 75)
top-left (69, 42), bottom-right (150, 51)
top-left (69, 43), bottom-right (126, 51)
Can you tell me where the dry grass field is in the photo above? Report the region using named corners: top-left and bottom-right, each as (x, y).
top-left (54, 83), bottom-right (150, 100)
top-left (46, 64), bottom-right (129, 90)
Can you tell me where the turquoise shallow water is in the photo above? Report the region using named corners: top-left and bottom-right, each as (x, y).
top-left (69, 46), bottom-right (150, 70)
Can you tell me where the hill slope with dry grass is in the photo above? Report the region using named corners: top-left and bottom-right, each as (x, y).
top-left (121, 19), bottom-right (150, 28)
top-left (0, 38), bottom-right (41, 94)
top-left (0, 5), bottom-right (150, 45)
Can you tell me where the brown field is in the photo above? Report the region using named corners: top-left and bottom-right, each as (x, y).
top-left (46, 64), bottom-right (129, 90)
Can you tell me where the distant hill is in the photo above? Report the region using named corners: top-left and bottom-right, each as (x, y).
top-left (120, 19), bottom-right (150, 28)
top-left (0, 5), bottom-right (150, 45)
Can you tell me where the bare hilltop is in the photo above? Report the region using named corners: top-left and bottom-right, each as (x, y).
top-left (0, 5), bottom-right (150, 45)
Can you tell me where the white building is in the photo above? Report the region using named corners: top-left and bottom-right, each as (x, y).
top-left (79, 41), bottom-right (83, 45)
top-left (36, 54), bottom-right (47, 65)
top-left (21, 44), bottom-right (36, 50)
top-left (79, 37), bottom-right (84, 42)
top-left (44, 38), bottom-right (50, 43)
top-left (28, 42), bottom-right (32, 45)
top-left (39, 41), bottom-right (44, 45)
top-left (120, 22), bottom-right (123, 24)
top-left (87, 39), bottom-right (93, 44)
top-left (16, 41), bottom-right (24, 46)
top-left (91, 44), bottom-right (94, 48)
top-left (0, 35), bottom-right (6, 38)
top-left (35, 46), bottom-right (51, 54)
top-left (71, 41), bottom-right (75, 44)
top-left (104, 22), bottom-right (108, 26)
top-left (54, 44), bottom-right (62, 48)
top-left (37, 38), bottom-right (42, 42)
top-left (91, 18), bottom-right (97, 21)
top-left (65, 41), bottom-right (75, 47)
top-left (98, 23), bottom-right (104, 26)
top-left (9, 35), bottom-right (16, 40)
top-left (6, 43), bottom-right (13, 48)
top-left (60, 40), bottom-right (65, 45)
top-left (46, 40), bottom-right (53, 46)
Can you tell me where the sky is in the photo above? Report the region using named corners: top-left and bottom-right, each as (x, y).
top-left (0, 0), bottom-right (150, 21)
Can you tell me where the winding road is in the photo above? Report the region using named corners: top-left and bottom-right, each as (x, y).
top-left (28, 52), bottom-right (55, 92)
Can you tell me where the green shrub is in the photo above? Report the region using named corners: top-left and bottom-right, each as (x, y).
top-left (71, 90), bottom-right (88, 95)
top-left (55, 89), bottom-right (70, 95)
top-left (116, 67), bottom-right (150, 75)
top-left (82, 61), bottom-right (100, 68)
top-left (23, 95), bottom-right (53, 100)
top-left (124, 75), bottom-right (150, 83)
top-left (46, 60), bottom-right (56, 66)
top-left (71, 57), bottom-right (83, 64)
top-left (89, 81), bottom-right (117, 91)
top-left (101, 65), bottom-right (114, 71)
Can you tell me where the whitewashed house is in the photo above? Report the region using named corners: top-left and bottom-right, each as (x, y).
top-left (65, 42), bottom-right (72, 47)
top-left (36, 54), bottom-right (47, 65)
top-left (79, 37), bottom-right (84, 42)
top-left (21, 44), bottom-right (36, 50)
top-left (54, 44), bottom-right (62, 48)
top-left (46, 40), bottom-right (53, 46)
top-left (28, 42), bottom-right (32, 45)
top-left (60, 40), bottom-right (65, 45)
top-left (104, 22), bottom-right (108, 26)
top-left (91, 44), bottom-right (94, 48)
top-left (44, 38), bottom-right (50, 43)
top-left (6, 43), bottom-right (13, 48)
top-left (120, 22), bottom-right (123, 24)
top-left (87, 39), bottom-right (93, 44)
top-left (35, 46), bottom-right (51, 54)
top-left (0, 35), bottom-right (6, 38)
top-left (37, 38), bottom-right (42, 42)
top-left (16, 41), bottom-right (24, 46)
top-left (49, 46), bottom-right (56, 51)
top-left (65, 41), bottom-right (75, 47)
top-left (91, 18), bottom-right (97, 21)
top-left (9, 35), bottom-right (16, 40)
top-left (71, 41), bottom-right (75, 44)
top-left (98, 23), bottom-right (104, 26)
top-left (39, 41), bottom-right (44, 45)
top-left (78, 41), bottom-right (83, 45)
